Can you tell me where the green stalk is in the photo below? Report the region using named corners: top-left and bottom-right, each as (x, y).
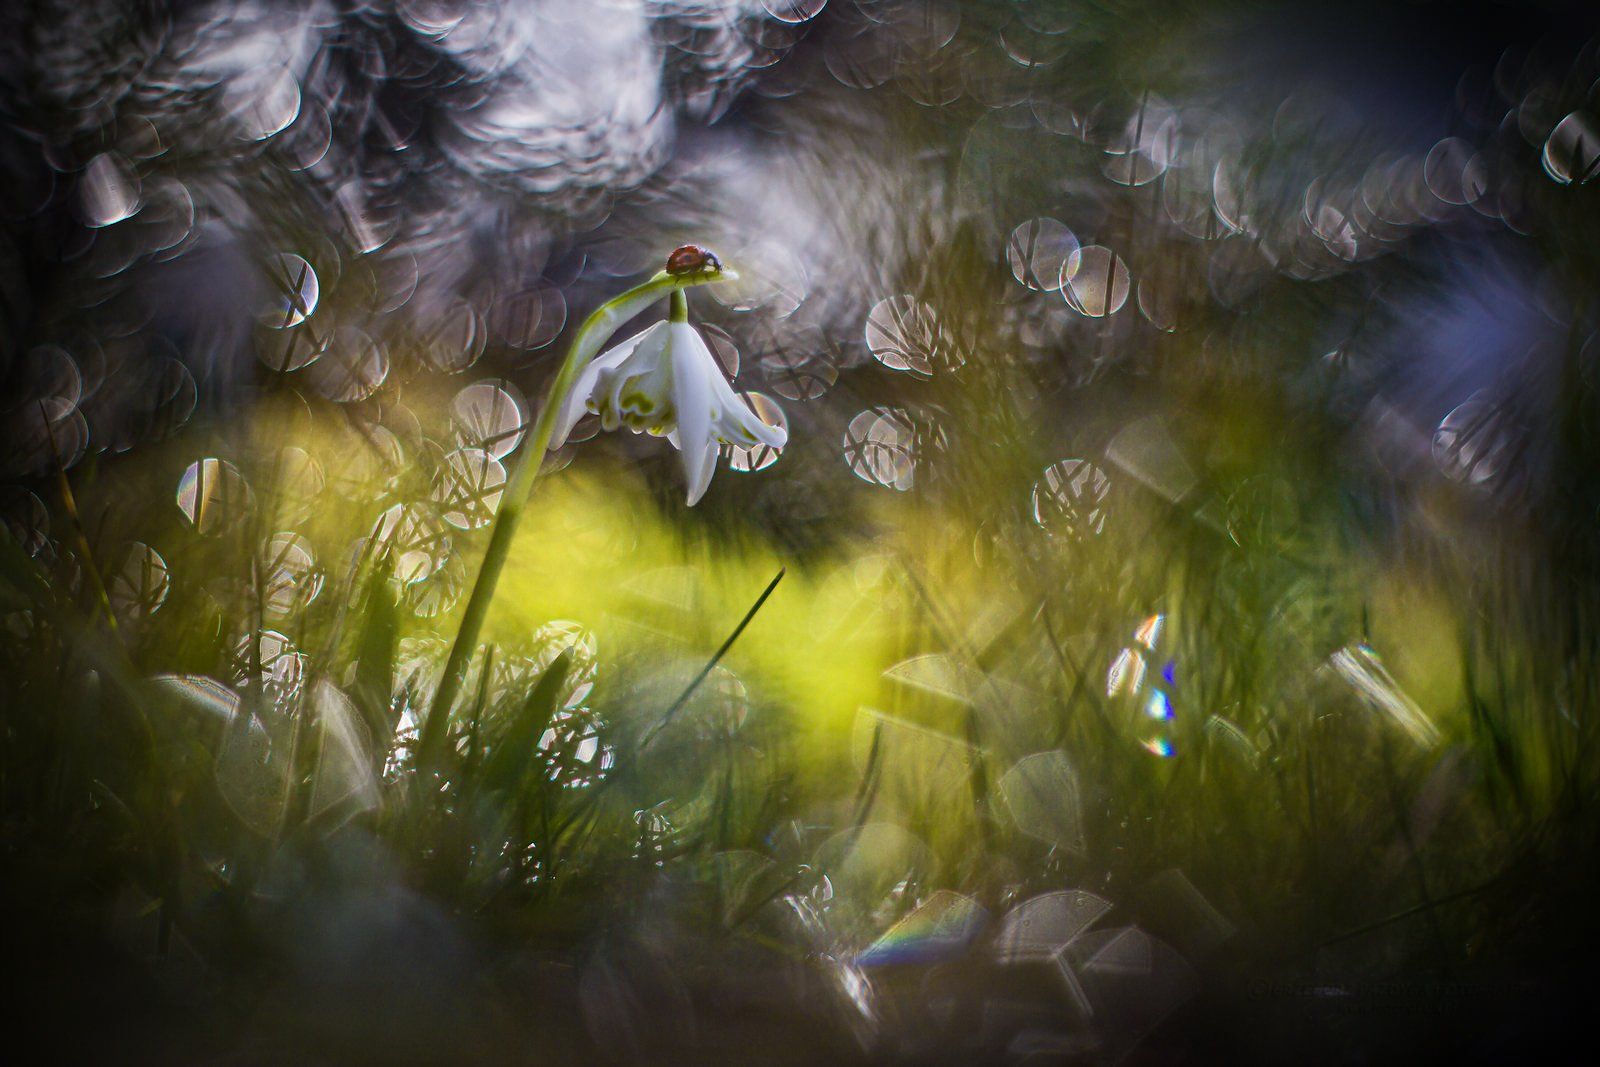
top-left (416, 264), bottom-right (734, 774)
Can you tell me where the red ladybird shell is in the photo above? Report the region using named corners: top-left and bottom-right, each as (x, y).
top-left (666, 245), bottom-right (718, 275)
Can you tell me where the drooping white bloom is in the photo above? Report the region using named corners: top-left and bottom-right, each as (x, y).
top-left (549, 313), bottom-right (788, 505)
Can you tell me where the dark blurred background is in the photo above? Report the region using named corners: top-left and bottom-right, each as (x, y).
top-left (5, 1), bottom-right (1600, 1063)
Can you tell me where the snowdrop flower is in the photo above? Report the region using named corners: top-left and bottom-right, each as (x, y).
top-left (419, 245), bottom-right (769, 767)
top-left (549, 249), bottom-right (788, 505)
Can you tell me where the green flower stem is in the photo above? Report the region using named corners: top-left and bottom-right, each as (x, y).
top-left (416, 267), bottom-right (732, 775)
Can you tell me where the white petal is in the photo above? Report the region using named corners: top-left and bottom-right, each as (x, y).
top-left (549, 325), bottom-right (656, 449)
top-left (686, 436), bottom-right (719, 506)
top-left (603, 323), bottom-right (671, 426)
top-left (711, 375), bottom-right (788, 449)
top-left (669, 321), bottom-right (716, 505)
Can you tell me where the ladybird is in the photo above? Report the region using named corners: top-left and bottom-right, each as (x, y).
top-left (666, 244), bottom-right (720, 276)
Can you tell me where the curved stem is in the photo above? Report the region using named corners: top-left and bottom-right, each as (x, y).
top-left (416, 268), bottom-right (730, 775)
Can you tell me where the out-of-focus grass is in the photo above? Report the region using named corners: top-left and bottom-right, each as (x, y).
top-left (5, 333), bottom-right (1597, 1060)
top-left (5, 1), bottom-right (1600, 1059)
top-left (4, 229), bottom-right (1595, 1061)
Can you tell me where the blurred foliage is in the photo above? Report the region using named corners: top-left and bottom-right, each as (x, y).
top-left (4, 0), bottom-right (1600, 1061)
